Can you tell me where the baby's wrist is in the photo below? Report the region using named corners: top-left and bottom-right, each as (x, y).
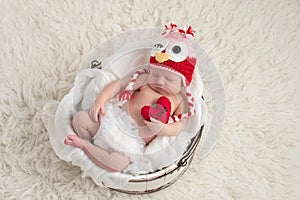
top-left (95, 95), bottom-right (105, 104)
top-left (157, 123), bottom-right (167, 136)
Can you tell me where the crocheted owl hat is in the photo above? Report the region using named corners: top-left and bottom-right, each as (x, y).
top-left (150, 23), bottom-right (196, 87)
top-left (119, 23), bottom-right (197, 123)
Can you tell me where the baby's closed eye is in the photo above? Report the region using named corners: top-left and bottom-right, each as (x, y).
top-left (167, 78), bottom-right (179, 82)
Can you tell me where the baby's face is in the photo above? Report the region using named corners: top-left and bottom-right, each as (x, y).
top-left (147, 67), bottom-right (182, 95)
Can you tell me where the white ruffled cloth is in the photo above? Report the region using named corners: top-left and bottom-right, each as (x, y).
top-left (93, 101), bottom-right (144, 156)
top-left (93, 101), bottom-right (153, 174)
top-left (43, 41), bottom-right (207, 189)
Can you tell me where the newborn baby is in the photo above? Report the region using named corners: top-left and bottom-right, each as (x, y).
top-left (64, 24), bottom-right (197, 173)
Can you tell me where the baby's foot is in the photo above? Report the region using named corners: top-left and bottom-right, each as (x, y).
top-left (64, 134), bottom-right (85, 149)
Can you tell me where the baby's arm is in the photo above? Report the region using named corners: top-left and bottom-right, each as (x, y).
top-left (144, 99), bottom-right (188, 137)
top-left (90, 74), bottom-right (148, 122)
top-left (158, 104), bottom-right (188, 136)
top-left (158, 119), bottom-right (187, 136)
top-left (95, 73), bottom-right (147, 102)
top-left (90, 76), bottom-right (132, 122)
top-left (96, 77), bottom-right (133, 102)
top-left (144, 114), bottom-right (187, 137)
top-left (160, 92), bottom-right (190, 136)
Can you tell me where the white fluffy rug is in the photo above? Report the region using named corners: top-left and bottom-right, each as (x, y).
top-left (1, 0), bottom-right (299, 199)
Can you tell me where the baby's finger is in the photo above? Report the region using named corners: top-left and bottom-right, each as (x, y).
top-left (90, 105), bottom-right (98, 122)
top-left (88, 108), bottom-right (93, 119)
top-left (95, 110), bottom-right (100, 123)
top-left (88, 108), bottom-right (96, 122)
top-left (143, 120), bottom-right (151, 126)
top-left (150, 117), bottom-right (161, 123)
top-left (100, 106), bottom-right (105, 116)
top-left (64, 138), bottom-right (72, 145)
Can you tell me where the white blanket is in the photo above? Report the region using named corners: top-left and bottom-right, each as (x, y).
top-left (47, 42), bottom-right (207, 188)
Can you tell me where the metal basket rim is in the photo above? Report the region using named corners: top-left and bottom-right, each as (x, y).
top-left (126, 125), bottom-right (204, 182)
top-left (110, 125), bottom-right (204, 194)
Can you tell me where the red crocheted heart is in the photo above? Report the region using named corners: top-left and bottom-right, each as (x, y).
top-left (141, 96), bottom-right (171, 124)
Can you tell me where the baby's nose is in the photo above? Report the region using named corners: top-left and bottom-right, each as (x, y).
top-left (156, 78), bottom-right (164, 85)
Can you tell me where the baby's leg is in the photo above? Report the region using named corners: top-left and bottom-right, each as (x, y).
top-left (64, 135), bottom-right (130, 172)
top-left (72, 111), bottom-right (100, 142)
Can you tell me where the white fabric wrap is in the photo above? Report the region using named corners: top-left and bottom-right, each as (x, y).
top-left (47, 41), bottom-right (207, 189)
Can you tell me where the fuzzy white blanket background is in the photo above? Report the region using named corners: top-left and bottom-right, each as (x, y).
top-left (1, 0), bottom-right (299, 199)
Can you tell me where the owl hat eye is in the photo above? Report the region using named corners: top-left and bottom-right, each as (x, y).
top-left (166, 41), bottom-right (188, 62)
top-left (150, 39), bottom-right (169, 57)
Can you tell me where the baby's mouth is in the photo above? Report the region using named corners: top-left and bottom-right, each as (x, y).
top-left (149, 83), bottom-right (170, 94)
top-left (154, 86), bottom-right (168, 94)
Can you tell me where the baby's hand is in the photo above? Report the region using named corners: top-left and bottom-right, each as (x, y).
top-left (89, 100), bottom-right (105, 123)
top-left (143, 117), bottom-right (165, 135)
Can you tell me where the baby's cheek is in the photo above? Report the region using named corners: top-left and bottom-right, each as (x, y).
top-left (148, 77), bottom-right (157, 85)
top-left (147, 76), bottom-right (154, 84)
top-left (171, 83), bottom-right (182, 94)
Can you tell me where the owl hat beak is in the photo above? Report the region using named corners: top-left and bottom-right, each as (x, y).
top-left (155, 52), bottom-right (170, 63)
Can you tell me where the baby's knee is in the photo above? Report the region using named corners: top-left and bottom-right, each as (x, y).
top-left (72, 111), bottom-right (93, 132)
top-left (73, 111), bottom-right (87, 127)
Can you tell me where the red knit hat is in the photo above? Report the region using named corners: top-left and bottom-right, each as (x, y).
top-left (149, 23), bottom-right (197, 86)
top-left (149, 56), bottom-right (196, 86)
